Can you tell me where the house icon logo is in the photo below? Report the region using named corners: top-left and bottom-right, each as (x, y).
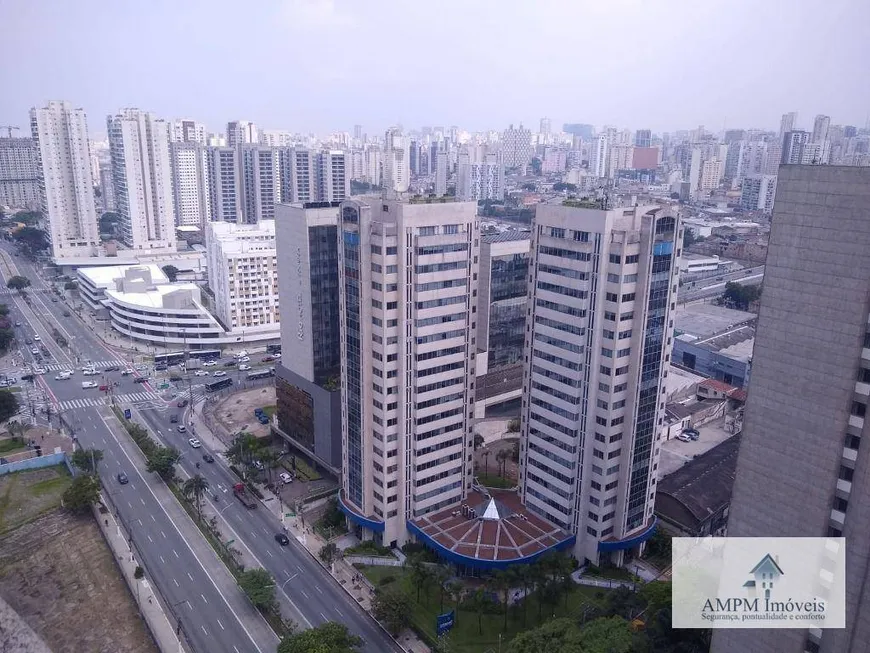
top-left (743, 553), bottom-right (784, 600)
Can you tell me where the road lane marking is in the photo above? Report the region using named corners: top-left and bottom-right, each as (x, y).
top-left (217, 619), bottom-right (225, 631)
top-left (187, 572), bottom-right (194, 581)
top-left (151, 514), bottom-right (156, 522)
top-left (266, 550), bottom-right (273, 558)
top-left (320, 612), bottom-right (327, 622)
top-left (137, 519), bottom-right (143, 526)
top-left (297, 565), bottom-right (303, 573)
top-left (160, 555), bottom-right (165, 564)
top-left (201, 625), bottom-right (208, 635)
top-left (315, 585), bottom-right (322, 594)
top-left (140, 497), bottom-right (146, 505)
top-left (173, 549), bottom-right (179, 558)
top-left (173, 578), bottom-right (179, 587)
top-left (201, 593), bottom-right (208, 604)
top-left (147, 535), bottom-right (153, 542)
top-left (161, 530), bottom-right (166, 538)
top-left (300, 590), bottom-right (308, 599)
top-left (128, 501), bottom-right (133, 509)
top-left (336, 608), bottom-right (343, 617)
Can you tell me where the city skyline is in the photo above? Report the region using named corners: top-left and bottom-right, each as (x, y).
top-left (1, 0), bottom-right (868, 135)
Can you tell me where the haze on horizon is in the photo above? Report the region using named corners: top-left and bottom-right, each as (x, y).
top-left (1, 0), bottom-right (868, 137)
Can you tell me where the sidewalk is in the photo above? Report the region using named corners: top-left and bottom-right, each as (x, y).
top-left (95, 491), bottom-right (186, 653)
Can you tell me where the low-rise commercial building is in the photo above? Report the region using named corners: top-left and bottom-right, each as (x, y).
top-left (77, 264), bottom-right (170, 311)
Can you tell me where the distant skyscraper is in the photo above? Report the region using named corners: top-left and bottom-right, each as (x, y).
top-left (521, 203), bottom-right (679, 565)
top-left (106, 108), bottom-right (176, 251)
top-left (563, 124), bottom-right (595, 139)
top-left (434, 150), bottom-right (448, 196)
top-left (239, 144), bottom-right (280, 222)
top-left (739, 174), bottom-right (777, 213)
top-left (226, 120), bottom-right (258, 147)
top-left (382, 128), bottom-right (410, 193)
top-left (779, 112), bottom-right (798, 137)
top-left (634, 129), bottom-right (652, 148)
top-left (337, 198), bottom-right (479, 547)
top-left (409, 139), bottom-right (421, 176)
top-left (171, 119), bottom-right (207, 144)
top-left (353, 125), bottom-right (363, 141)
top-left (206, 146), bottom-right (243, 223)
top-left (501, 124), bottom-right (533, 170)
top-left (315, 150), bottom-right (350, 203)
top-left (590, 134), bottom-right (608, 177)
top-left (711, 165), bottom-right (870, 653)
top-left (724, 141), bottom-right (745, 182)
top-left (723, 129), bottom-right (745, 144)
top-left (260, 130), bottom-right (293, 147)
top-left (540, 117), bottom-right (552, 135)
top-left (456, 149), bottom-right (504, 201)
top-left (279, 148), bottom-right (316, 204)
top-left (170, 142), bottom-right (211, 229)
top-left (99, 161), bottom-right (116, 212)
top-left (781, 130), bottom-right (811, 165)
top-left (812, 114), bottom-right (832, 163)
top-left (0, 136), bottom-right (40, 209)
top-left (699, 158), bottom-right (723, 191)
top-left (29, 101), bottom-right (100, 259)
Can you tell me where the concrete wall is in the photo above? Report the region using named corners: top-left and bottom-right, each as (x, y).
top-left (0, 451), bottom-right (71, 476)
top-left (672, 339), bottom-right (750, 387)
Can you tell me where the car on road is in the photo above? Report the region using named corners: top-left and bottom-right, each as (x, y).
top-left (234, 350), bottom-right (248, 358)
top-left (34, 367), bottom-right (46, 375)
top-left (202, 453), bottom-right (215, 463)
top-left (272, 353), bottom-right (281, 359)
top-left (134, 377), bottom-right (149, 383)
top-left (177, 399), bottom-right (189, 407)
top-left (202, 360), bottom-right (217, 367)
top-left (238, 356), bottom-right (250, 363)
top-left (82, 381), bottom-right (98, 389)
top-left (279, 472), bottom-right (293, 484)
top-left (117, 472), bottom-right (129, 484)
top-left (105, 365), bottom-right (120, 372)
top-left (223, 360), bottom-right (236, 367)
top-left (274, 533), bottom-right (290, 546)
top-left (62, 311), bottom-right (70, 317)
top-left (135, 364), bottom-right (148, 371)
top-left (239, 364), bottom-right (251, 371)
top-left (24, 338), bottom-right (32, 345)
top-left (178, 425), bottom-right (188, 433)
top-left (33, 335), bottom-right (40, 341)
top-left (14, 321), bottom-right (20, 327)
top-left (194, 370), bottom-right (209, 377)
top-left (675, 433), bottom-right (692, 442)
top-left (169, 374), bottom-right (183, 382)
top-left (213, 370), bottom-right (227, 377)
top-left (98, 384), bottom-right (108, 391)
top-left (155, 363), bottom-right (168, 371)
top-left (55, 371), bottom-right (72, 380)
top-left (51, 297), bottom-right (58, 303)
top-left (187, 437), bottom-right (200, 447)
top-left (30, 347), bottom-right (39, 355)
top-left (261, 355), bottom-right (275, 362)
top-left (170, 414), bottom-right (178, 423)
top-left (20, 374), bottom-right (34, 382)
top-left (121, 369), bottom-right (133, 375)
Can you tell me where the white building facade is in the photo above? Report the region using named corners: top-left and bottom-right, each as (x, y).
top-left (740, 175), bottom-right (777, 213)
top-left (456, 150), bottom-right (504, 201)
top-left (30, 101), bottom-right (101, 260)
top-left (107, 109), bottom-right (177, 252)
top-left (520, 203), bottom-right (680, 566)
top-left (171, 142), bottom-right (211, 229)
top-left (338, 198), bottom-right (479, 547)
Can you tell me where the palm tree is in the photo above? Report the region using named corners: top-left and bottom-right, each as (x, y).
top-left (496, 449), bottom-right (509, 479)
top-left (530, 560), bottom-right (549, 622)
top-left (182, 474), bottom-right (210, 522)
top-left (259, 449), bottom-right (277, 488)
top-left (446, 579), bottom-right (464, 625)
top-left (404, 553), bottom-right (431, 603)
top-left (433, 564), bottom-right (452, 613)
top-left (515, 564), bottom-right (534, 626)
top-left (491, 570), bottom-right (512, 632)
top-left (482, 450), bottom-right (490, 477)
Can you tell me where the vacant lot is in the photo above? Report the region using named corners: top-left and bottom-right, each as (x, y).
top-left (214, 386), bottom-right (276, 438)
top-left (0, 467), bottom-right (157, 653)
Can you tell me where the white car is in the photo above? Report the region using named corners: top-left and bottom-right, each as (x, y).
top-left (81, 381), bottom-right (98, 389)
top-left (33, 335), bottom-right (40, 341)
top-left (34, 367), bottom-right (46, 375)
top-left (675, 433), bottom-right (692, 442)
top-left (194, 370), bottom-right (209, 377)
top-left (279, 472), bottom-right (293, 484)
top-left (135, 364), bottom-right (149, 371)
top-left (82, 369), bottom-right (98, 376)
top-left (31, 347), bottom-right (39, 354)
top-left (235, 350), bottom-right (248, 358)
top-left (272, 353), bottom-right (281, 359)
top-left (238, 356), bottom-right (250, 363)
top-left (55, 371), bottom-right (72, 380)
top-left (202, 360), bottom-right (217, 367)
top-left (188, 438), bottom-right (201, 448)
top-left (213, 370), bottom-right (227, 377)
top-left (238, 364), bottom-right (251, 371)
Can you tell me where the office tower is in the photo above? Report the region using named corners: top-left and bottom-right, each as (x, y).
top-left (29, 101), bottom-right (100, 260)
top-left (315, 150), bottom-right (350, 203)
top-left (724, 141), bottom-right (745, 183)
top-left (782, 130), bottom-right (811, 165)
top-left (99, 161), bottom-right (116, 211)
top-left (0, 136), bottom-right (40, 209)
top-left (170, 119), bottom-right (207, 144)
top-left (812, 114), bottom-right (831, 144)
top-left (206, 146), bottom-right (242, 223)
top-left (711, 165), bottom-right (870, 653)
top-left (723, 129), bottom-right (745, 144)
top-left (687, 147), bottom-right (702, 191)
top-left (382, 128), bottom-right (410, 193)
top-left (353, 125), bottom-right (363, 141)
top-left (699, 158), bottom-right (723, 191)
top-left (501, 124), bottom-right (533, 170)
top-left (520, 203), bottom-right (680, 566)
top-left (226, 120), bottom-right (258, 147)
top-left (779, 112), bottom-right (798, 137)
top-left (106, 109), bottom-right (176, 251)
top-left (349, 149), bottom-right (365, 181)
top-left (170, 142), bottom-right (211, 229)
top-left (739, 174), bottom-right (777, 213)
top-left (590, 134), bottom-right (608, 177)
top-left (844, 125), bottom-right (858, 138)
top-left (239, 144), bottom-right (279, 222)
top-left (456, 149), bottom-right (504, 201)
top-left (764, 141), bottom-right (783, 175)
top-left (364, 147), bottom-right (382, 187)
top-left (260, 130), bottom-right (293, 147)
top-left (205, 220), bottom-right (278, 333)
top-left (434, 150), bottom-right (448, 196)
top-left (409, 140), bottom-right (420, 176)
top-left (607, 145), bottom-right (633, 179)
top-left (274, 201), bottom-right (342, 471)
top-left (634, 129), bottom-right (652, 148)
top-left (564, 124), bottom-right (595, 139)
top-left (337, 198), bottom-right (479, 547)
top-left (540, 117), bottom-right (552, 135)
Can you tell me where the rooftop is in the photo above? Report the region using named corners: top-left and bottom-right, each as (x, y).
top-left (408, 489), bottom-right (574, 570)
top-left (105, 283), bottom-right (203, 310)
top-left (674, 303), bottom-right (756, 341)
top-left (656, 434), bottom-right (741, 530)
top-left (77, 264), bottom-right (169, 287)
top-left (481, 230), bottom-right (532, 244)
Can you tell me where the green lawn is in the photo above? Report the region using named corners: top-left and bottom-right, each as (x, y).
top-left (29, 476), bottom-right (70, 497)
top-left (361, 567), bottom-right (608, 652)
top-left (585, 565), bottom-right (636, 581)
top-left (475, 474), bottom-right (515, 489)
top-left (0, 437), bottom-right (26, 455)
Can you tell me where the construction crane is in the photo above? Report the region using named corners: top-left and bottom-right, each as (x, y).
top-left (0, 126), bottom-right (21, 138)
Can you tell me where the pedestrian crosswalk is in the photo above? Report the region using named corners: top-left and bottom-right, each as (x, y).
top-left (43, 359), bottom-right (128, 372)
top-left (54, 390), bottom-right (162, 411)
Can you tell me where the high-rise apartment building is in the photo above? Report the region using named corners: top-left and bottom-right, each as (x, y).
top-left (99, 161), bottom-right (116, 212)
top-left (0, 136), bottom-right (40, 209)
top-left (634, 129), bottom-right (652, 149)
top-left (607, 145), bottom-right (633, 179)
top-left (170, 119), bottom-right (207, 144)
top-left (456, 149), bottom-right (504, 202)
top-left (540, 117), bottom-right (552, 135)
top-left (279, 147), bottom-right (316, 204)
top-left (434, 150), bottom-right (448, 196)
top-left (206, 146), bottom-right (242, 223)
top-left (520, 203), bottom-right (680, 566)
top-left (739, 174), bottom-right (777, 213)
top-left (170, 142), bottom-right (211, 229)
top-left (206, 220), bottom-right (279, 334)
top-left (779, 111), bottom-right (798, 137)
top-left (812, 114), bottom-right (831, 145)
top-left (711, 165), bottom-right (870, 653)
top-left (699, 158), bottom-right (723, 191)
top-left (274, 202), bottom-right (343, 472)
top-left (226, 120), bottom-right (258, 147)
top-left (364, 147), bottom-right (382, 187)
top-left (336, 198), bottom-right (479, 547)
top-left (239, 145), bottom-right (279, 222)
top-left (382, 128), bottom-right (410, 193)
top-left (501, 124), bottom-right (533, 170)
top-left (30, 101), bottom-right (100, 260)
top-left (316, 150), bottom-right (350, 203)
top-left (260, 130), bottom-right (293, 147)
top-left (782, 130), bottom-right (812, 165)
top-left (590, 134), bottom-right (609, 178)
top-left (107, 109), bottom-right (176, 251)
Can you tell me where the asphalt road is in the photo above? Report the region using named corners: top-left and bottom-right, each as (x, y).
top-left (1, 247), bottom-right (401, 653)
top-left (677, 265), bottom-right (765, 303)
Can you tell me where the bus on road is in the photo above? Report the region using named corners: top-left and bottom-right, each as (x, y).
top-left (154, 351), bottom-right (186, 366)
top-left (205, 377), bottom-right (233, 392)
top-left (246, 369), bottom-right (274, 380)
top-left (188, 349), bottom-right (222, 361)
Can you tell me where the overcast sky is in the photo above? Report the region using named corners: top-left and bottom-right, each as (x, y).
top-left (2, 0), bottom-right (868, 138)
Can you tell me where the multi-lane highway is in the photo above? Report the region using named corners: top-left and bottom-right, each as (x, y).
top-left (677, 264), bottom-right (764, 303)
top-left (0, 246), bottom-right (400, 653)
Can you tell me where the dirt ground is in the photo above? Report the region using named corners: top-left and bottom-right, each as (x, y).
top-left (0, 464), bottom-right (71, 533)
top-left (213, 386), bottom-right (276, 438)
top-left (473, 437), bottom-right (520, 482)
top-left (0, 469), bottom-right (157, 653)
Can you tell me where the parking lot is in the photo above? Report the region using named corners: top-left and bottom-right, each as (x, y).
top-left (658, 415), bottom-right (739, 477)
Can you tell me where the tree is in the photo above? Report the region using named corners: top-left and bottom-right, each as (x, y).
top-left (723, 281), bottom-right (762, 310)
top-left (134, 566), bottom-right (145, 580)
top-left (71, 448), bottom-right (104, 475)
top-left (372, 586), bottom-right (411, 635)
top-left (0, 389), bottom-right (20, 423)
top-left (507, 418), bottom-right (520, 432)
top-left (12, 227), bottom-right (48, 252)
top-left (99, 211), bottom-right (121, 234)
top-left (445, 579), bottom-right (464, 625)
top-left (482, 450), bottom-right (491, 476)
top-left (490, 569), bottom-right (513, 632)
top-left (238, 568), bottom-right (276, 611)
top-left (0, 328), bottom-right (15, 353)
top-left (506, 617), bottom-right (584, 653)
top-left (576, 616), bottom-right (634, 653)
top-left (601, 585), bottom-right (645, 620)
top-left (432, 564), bottom-right (452, 613)
top-left (0, 304), bottom-right (8, 316)
top-left (496, 449), bottom-right (509, 478)
top-left (404, 552), bottom-right (431, 602)
top-left (521, 182), bottom-right (536, 191)
top-left (320, 542), bottom-right (339, 567)
top-left (63, 474), bottom-right (101, 514)
top-left (6, 275), bottom-right (31, 292)
top-left (182, 474), bottom-right (210, 522)
top-left (277, 622), bottom-right (363, 653)
top-left (466, 588), bottom-right (489, 635)
top-left (145, 446), bottom-right (181, 481)
top-left (162, 265), bottom-right (179, 282)
top-left (473, 433), bottom-right (484, 450)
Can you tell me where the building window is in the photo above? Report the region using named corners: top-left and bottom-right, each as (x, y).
top-left (605, 292), bottom-right (618, 302)
top-left (851, 401), bottom-right (866, 418)
top-left (609, 254), bottom-right (621, 264)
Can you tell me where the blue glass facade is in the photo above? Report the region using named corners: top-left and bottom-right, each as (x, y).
top-left (341, 206), bottom-right (364, 507)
